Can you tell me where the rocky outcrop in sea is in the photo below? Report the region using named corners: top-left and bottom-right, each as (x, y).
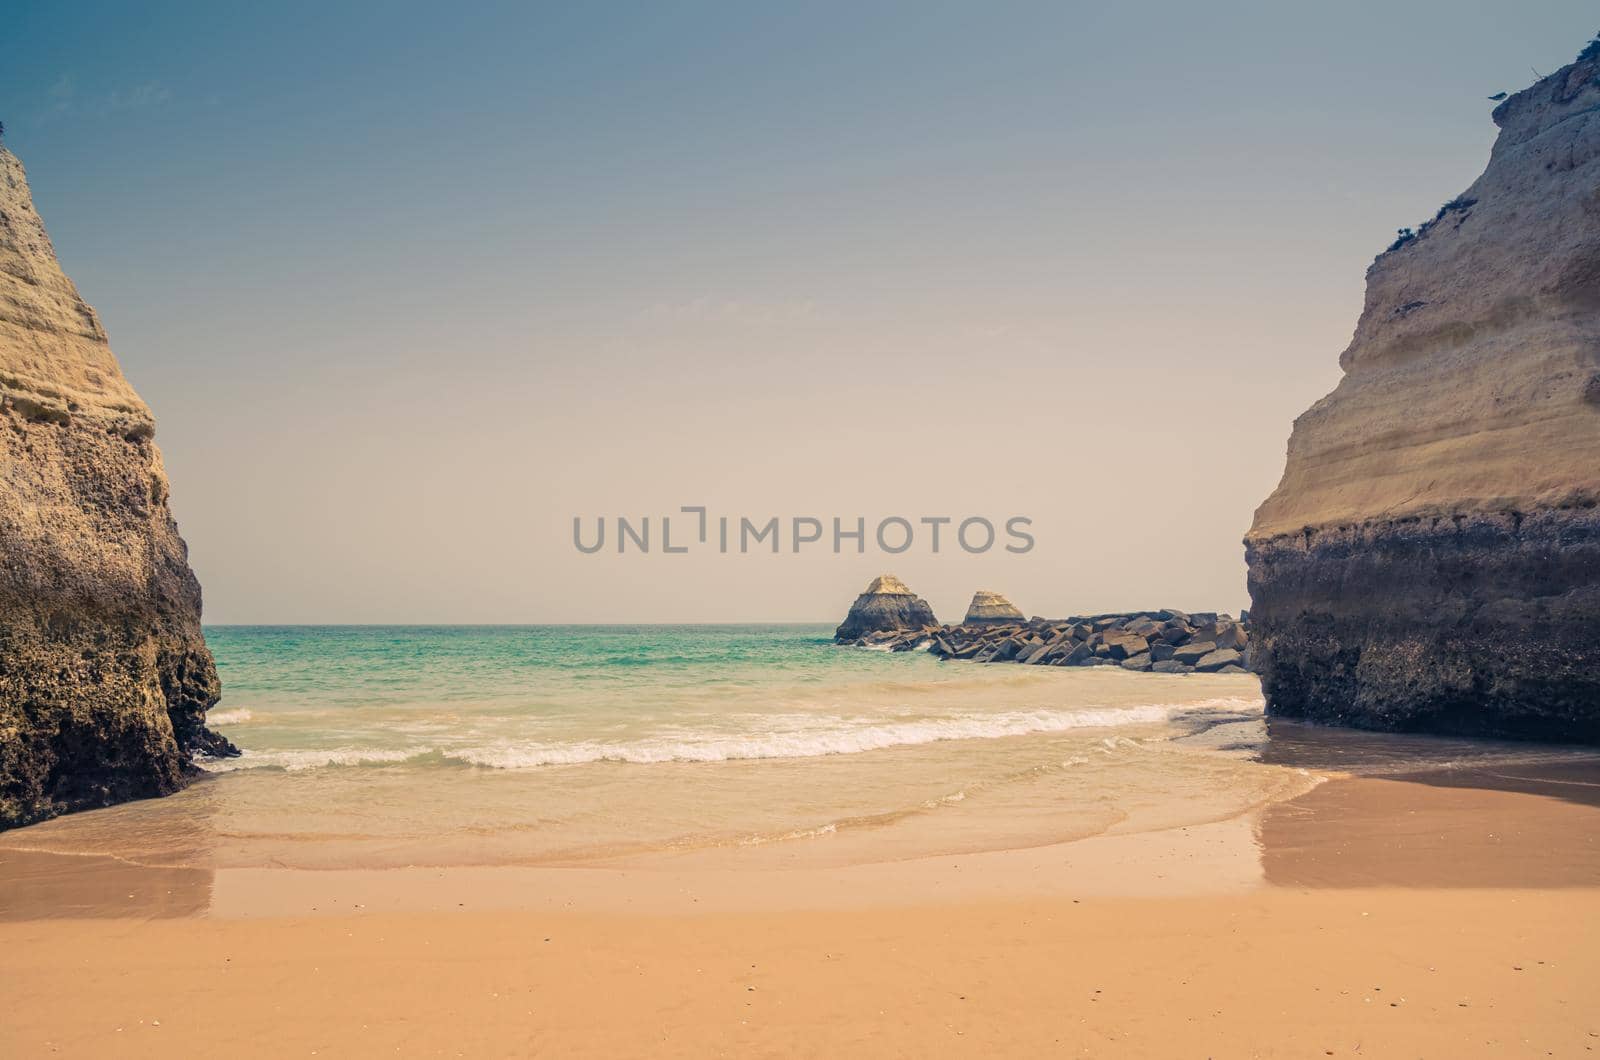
top-left (0, 146), bottom-right (235, 830)
top-left (842, 598), bottom-right (1250, 676)
top-left (1246, 44), bottom-right (1600, 741)
top-left (963, 590), bottom-right (1025, 626)
top-left (833, 575), bottom-right (939, 641)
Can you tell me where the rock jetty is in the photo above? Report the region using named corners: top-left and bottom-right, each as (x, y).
top-left (1246, 42), bottom-right (1600, 742)
top-left (843, 607), bottom-right (1251, 676)
top-left (832, 575), bottom-right (939, 641)
top-left (0, 146), bottom-right (236, 830)
top-left (963, 590), bottom-right (1025, 626)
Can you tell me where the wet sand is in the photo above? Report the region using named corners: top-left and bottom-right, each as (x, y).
top-left (3, 752), bottom-right (1599, 1057)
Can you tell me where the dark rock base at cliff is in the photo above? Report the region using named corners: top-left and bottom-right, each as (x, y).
top-left (0, 409), bottom-right (237, 830)
top-left (1246, 508), bottom-right (1600, 743)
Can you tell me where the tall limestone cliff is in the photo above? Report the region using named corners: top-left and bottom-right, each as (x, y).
top-left (0, 146), bottom-right (235, 829)
top-left (1246, 47), bottom-right (1600, 741)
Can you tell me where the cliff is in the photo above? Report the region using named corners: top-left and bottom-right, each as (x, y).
top-left (0, 146), bottom-right (234, 829)
top-left (1246, 48), bottom-right (1600, 741)
top-left (833, 575), bottom-right (938, 641)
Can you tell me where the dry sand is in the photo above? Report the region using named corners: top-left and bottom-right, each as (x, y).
top-left (3, 764), bottom-right (1598, 1058)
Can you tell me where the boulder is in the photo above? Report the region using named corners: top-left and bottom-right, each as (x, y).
top-left (1172, 641), bottom-right (1217, 665)
top-left (1120, 653), bottom-right (1153, 672)
top-left (1158, 624), bottom-right (1190, 644)
top-left (988, 637), bottom-right (1024, 662)
top-left (1211, 620), bottom-right (1248, 651)
top-left (1194, 648), bottom-right (1244, 673)
top-left (1061, 642), bottom-right (1094, 666)
top-left (1101, 631), bottom-right (1148, 660)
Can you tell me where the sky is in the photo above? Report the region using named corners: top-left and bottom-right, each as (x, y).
top-left (3, 2), bottom-right (1594, 623)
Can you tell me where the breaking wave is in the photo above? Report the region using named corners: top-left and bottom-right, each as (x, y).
top-left (449, 704), bottom-right (1175, 768)
top-left (196, 701), bottom-right (1253, 774)
top-left (200, 747), bottom-right (434, 773)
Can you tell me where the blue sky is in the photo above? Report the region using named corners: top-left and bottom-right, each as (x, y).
top-left (3, 3), bottom-right (1594, 621)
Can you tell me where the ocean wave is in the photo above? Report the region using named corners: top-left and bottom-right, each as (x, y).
top-left (207, 708), bottom-right (253, 725)
top-left (446, 704), bottom-right (1176, 769)
top-left (854, 638), bottom-right (931, 653)
top-left (198, 746), bottom-right (435, 773)
top-left (738, 822), bottom-right (839, 846)
top-left (196, 699), bottom-right (1268, 775)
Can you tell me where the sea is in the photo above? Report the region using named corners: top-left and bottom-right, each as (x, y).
top-left (5, 625), bottom-right (1585, 873)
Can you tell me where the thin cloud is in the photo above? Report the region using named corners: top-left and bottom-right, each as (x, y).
top-left (32, 74), bottom-right (175, 123)
top-left (40, 74), bottom-right (76, 119)
top-left (106, 83), bottom-right (173, 111)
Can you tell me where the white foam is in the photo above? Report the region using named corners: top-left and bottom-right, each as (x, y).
top-left (446, 704), bottom-right (1176, 769)
top-left (207, 708), bottom-right (253, 725)
top-left (739, 822), bottom-right (838, 846)
top-left (197, 697), bottom-right (1265, 775)
top-left (198, 746), bottom-right (431, 773)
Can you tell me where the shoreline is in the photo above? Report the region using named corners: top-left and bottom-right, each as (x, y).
top-left (5, 757), bottom-right (1599, 923)
top-left (3, 763), bottom-right (1598, 1057)
top-left (5, 711), bottom-right (1598, 883)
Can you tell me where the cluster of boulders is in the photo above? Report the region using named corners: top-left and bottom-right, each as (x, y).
top-left (834, 578), bottom-right (1251, 675)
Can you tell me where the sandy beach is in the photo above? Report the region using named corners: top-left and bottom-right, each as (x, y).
top-left (5, 9), bottom-right (1600, 1060)
top-left (5, 755), bottom-right (1598, 1058)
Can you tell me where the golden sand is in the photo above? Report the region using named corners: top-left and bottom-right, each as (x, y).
top-left (3, 761), bottom-right (1598, 1058)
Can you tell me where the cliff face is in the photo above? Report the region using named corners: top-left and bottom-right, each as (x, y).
top-left (833, 575), bottom-right (938, 641)
top-left (1246, 51), bottom-right (1600, 741)
top-left (0, 147), bottom-right (234, 829)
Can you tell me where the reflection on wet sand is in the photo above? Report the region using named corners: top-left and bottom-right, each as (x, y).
top-left (0, 777), bottom-right (222, 921)
top-left (3, 717), bottom-right (1600, 920)
top-left (0, 850), bottom-right (213, 920)
top-left (1255, 718), bottom-right (1600, 889)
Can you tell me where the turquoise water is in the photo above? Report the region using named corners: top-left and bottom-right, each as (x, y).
top-left (7, 627), bottom-right (1596, 875)
top-left (200, 624), bottom-right (1212, 770)
top-left (10, 625), bottom-right (1295, 870)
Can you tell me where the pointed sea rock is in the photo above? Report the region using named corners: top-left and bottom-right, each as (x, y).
top-left (962, 590), bottom-right (1025, 626)
top-left (833, 575), bottom-right (938, 642)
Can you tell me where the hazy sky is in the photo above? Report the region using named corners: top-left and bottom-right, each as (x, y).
top-left (4, 3), bottom-right (1593, 622)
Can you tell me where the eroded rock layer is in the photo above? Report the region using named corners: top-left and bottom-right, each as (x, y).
top-left (0, 146), bottom-right (234, 829)
top-left (1246, 50), bottom-right (1600, 741)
